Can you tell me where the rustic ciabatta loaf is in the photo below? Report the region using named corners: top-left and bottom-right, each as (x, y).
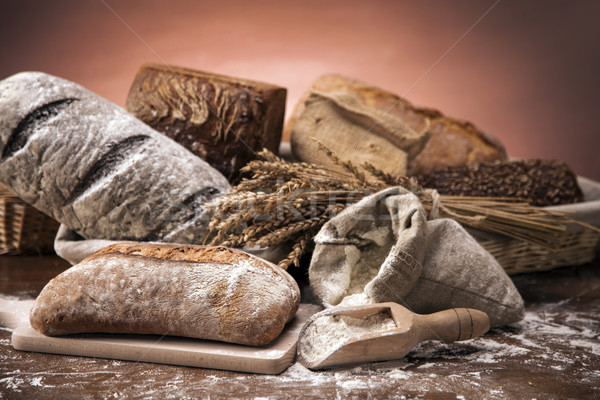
top-left (126, 64), bottom-right (287, 183)
top-left (286, 74), bottom-right (507, 176)
top-left (0, 72), bottom-right (230, 244)
top-left (29, 243), bottom-right (301, 346)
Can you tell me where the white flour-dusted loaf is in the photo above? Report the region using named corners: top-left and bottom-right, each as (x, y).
top-left (0, 72), bottom-right (230, 243)
top-left (29, 243), bottom-right (301, 346)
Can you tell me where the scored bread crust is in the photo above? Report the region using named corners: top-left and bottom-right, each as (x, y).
top-left (0, 72), bottom-right (230, 244)
top-left (29, 243), bottom-right (300, 346)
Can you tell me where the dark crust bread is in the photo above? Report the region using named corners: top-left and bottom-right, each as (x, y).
top-left (417, 159), bottom-right (584, 206)
top-left (126, 64), bottom-right (287, 183)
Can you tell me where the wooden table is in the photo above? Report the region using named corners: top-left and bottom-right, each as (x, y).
top-left (1, 254), bottom-right (599, 399)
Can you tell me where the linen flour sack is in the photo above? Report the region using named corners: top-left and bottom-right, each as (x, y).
top-left (309, 187), bottom-right (524, 327)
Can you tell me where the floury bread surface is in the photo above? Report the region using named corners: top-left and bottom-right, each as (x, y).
top-left (0, 72), bottom-right (230, 243)
top-left (29, 243), bottom-right (301, 346)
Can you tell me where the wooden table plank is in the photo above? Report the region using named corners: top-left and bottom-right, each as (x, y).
top-left (1, 255), bottom-right (599, 399)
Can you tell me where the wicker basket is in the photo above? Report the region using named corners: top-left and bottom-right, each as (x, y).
top-left (0, 183), bottom-right (60, 255)
top-left (474, 176), bottom-right (600, 275)
top-left (478, 229), bottom-right (600, 275)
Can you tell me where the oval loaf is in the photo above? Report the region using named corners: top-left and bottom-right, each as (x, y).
top-left (29, 243), bottom-right (300, 346)
top-left (0, 72), bottom-right (230, 244)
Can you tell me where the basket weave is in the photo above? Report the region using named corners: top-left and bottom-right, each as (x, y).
top-left (470, 176), bottom-right (600, 274)
top-left (478, 229), bottom-right (600, 275)
top-left (0, 183), bottom-right (60, 255)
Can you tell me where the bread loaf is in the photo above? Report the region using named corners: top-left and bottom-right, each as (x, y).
top-left (286, 74), bottom-right (507, 176)
top-left (29, 243), bottom-right (300, 346)
top-left (0, 72), bottom-right (230, 244)
top-left (289, 90), bottom-right (430, 177)
top-left (417, 159), bottom-right (584, 206)
top-left (126, 64), bottom-right (287, 183)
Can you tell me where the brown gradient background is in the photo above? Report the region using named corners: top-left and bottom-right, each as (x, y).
top-left (1, 0), bottom-right (599, 180)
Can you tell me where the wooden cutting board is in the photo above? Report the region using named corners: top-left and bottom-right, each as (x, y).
top-left (1, 299), bottom-right (321, 374)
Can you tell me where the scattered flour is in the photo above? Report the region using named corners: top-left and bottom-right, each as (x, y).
top-left (569, 339), bottom-right (600, 356)
top-left (336, 378), bottom-right (369, 389)
top-left (0, 376), bottom-right (25, 391)
top-left (387, 369), bottom-right (411, 380)
top-left (29, 377), bottom-right (44, 387)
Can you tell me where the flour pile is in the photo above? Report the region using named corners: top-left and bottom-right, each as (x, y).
top-left (299, 312), bottom-right (396, 365)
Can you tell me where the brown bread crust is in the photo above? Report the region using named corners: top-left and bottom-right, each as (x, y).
top-left (285, 73), bottom-right (507, 176)
top-left (126, 64), bottom-right (287, 183)
top-left (30, 243), bottom-right (300, 346)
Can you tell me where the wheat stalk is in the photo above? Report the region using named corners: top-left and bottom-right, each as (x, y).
top-left (278, 231), bottom-right (315, 270)
top-left (207, 146), bottom-right (592, 269)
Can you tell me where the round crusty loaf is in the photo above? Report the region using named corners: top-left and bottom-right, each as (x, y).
top-left (29, 243), bottom-right (300, 346)
top-left (0, 72), bottom-right (230, 244)
top-left (286, 73), bottom-right (507, 176)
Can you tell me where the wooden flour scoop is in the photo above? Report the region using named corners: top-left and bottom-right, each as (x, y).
top-left (297, 302), bottom-right (490, 370)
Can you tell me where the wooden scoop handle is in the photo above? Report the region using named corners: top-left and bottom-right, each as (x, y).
top-left (417, 308), bottom-right (490, 343)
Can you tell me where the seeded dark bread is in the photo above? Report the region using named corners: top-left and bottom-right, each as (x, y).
top-left (416, 159), bottom-right (584, 206)
top-left (29, 243), bottom-right (301, 346)
top-left (0, 72), bottom-right (230, 243)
